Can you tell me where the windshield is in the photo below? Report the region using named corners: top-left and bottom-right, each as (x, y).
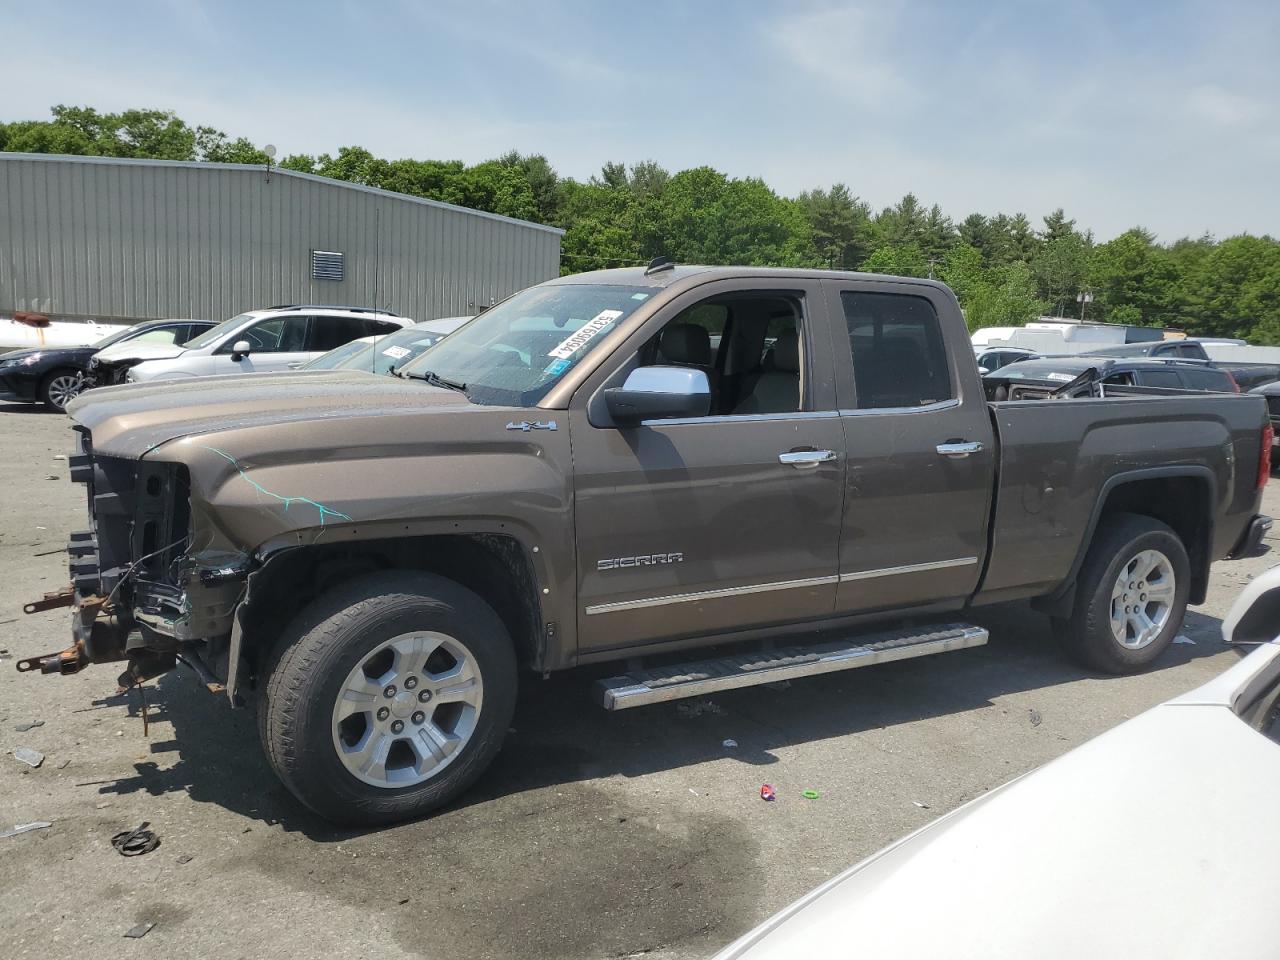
top-left (304, 338), bottom-right (378, 370)
top-left (398, 284), bottom-right (654, 405)
top-left (342, 326), bottom-right (453, 376)
top-left (183, 313), bottom-right (254, 350)
top-left (95, 323), bottom-right (159, 349)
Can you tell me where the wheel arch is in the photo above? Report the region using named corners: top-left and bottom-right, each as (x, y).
top-left (235, 532), bottom-right (548, 689)
top-left (1034, 466), bottom-right (1216, 618)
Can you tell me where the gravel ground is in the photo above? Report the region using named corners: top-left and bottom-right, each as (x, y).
top-left (2, 400), bottom-right (1276, 960)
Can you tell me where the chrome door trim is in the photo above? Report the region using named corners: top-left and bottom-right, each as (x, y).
top-left (639, 410), bottom-right (840, 428)
top-left (838, 398), bottom-right (960, 417)
top-left (936, 441), bottom-right (984, 458)
top-left (840, 556), bottom-right (978, 582)
top-left (779, 449), bottom-right (837, 468)
top-left (585, 575), bottom-right (840, 616)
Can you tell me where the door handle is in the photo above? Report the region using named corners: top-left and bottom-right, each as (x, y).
top-left (936, 441), bottom-right (984, 459)
top-left (287, 361), bottom-right (304, 369)
top-left (779, 449), bottom-right (837, 469)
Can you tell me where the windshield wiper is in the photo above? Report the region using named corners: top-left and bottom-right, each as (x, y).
top-left (402, 369), bottom-right (468, 394)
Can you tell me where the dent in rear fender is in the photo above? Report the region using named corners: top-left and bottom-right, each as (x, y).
top-left (978, 399), bottom-right (1235, 599)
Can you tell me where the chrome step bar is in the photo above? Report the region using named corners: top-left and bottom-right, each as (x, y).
top-left (595, 623), bottom-right (989, 710)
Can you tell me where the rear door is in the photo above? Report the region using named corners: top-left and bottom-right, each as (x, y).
top-left (569, 278), bottom-right (846, 654)
top-left (823, 279), bottom-right (997, 614)
top-left (307, 315), bottom-right (381, 367)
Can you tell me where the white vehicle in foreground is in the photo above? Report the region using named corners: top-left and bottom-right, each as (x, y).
top-left (124, 305), bottom-right (412, 382)
top-left (714, 570), bottom-right (1280, 960)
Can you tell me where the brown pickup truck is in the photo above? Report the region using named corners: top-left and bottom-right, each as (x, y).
top-left (18, 264), bottom-right (1273, 824)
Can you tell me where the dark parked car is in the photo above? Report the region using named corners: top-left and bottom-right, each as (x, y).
top-left (0, 319), bottom-right (214, 410)
top-left (984, 356), bottom-right (1240, 401)
top-left (974, 346), bottom-right (1037, 373)
top-left (1083, 339), bottom-right (1280, 391)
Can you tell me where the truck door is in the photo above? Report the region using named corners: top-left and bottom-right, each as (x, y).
top-left (569, 279), bottom-right (846, 655)
top-left (822, 279), bottom-right (997, 614)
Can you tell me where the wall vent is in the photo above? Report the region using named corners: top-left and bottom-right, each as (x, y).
top-left (311, 250), bottom-right (344, 281)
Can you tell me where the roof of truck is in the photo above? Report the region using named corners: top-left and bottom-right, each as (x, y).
top-left (547, 265), bottom-right (956, 293)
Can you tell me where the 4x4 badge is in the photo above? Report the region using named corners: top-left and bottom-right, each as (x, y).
top-left (505, 420), bottom-right (558, 432)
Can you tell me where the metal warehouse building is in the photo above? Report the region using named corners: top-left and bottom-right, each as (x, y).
top-left (0, 153), bottom-right (562, 325)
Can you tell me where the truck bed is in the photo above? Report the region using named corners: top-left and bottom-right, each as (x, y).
top-left (977, 393), bottom-right (1267, 605)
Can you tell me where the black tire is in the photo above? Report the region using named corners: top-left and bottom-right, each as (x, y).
top-left (258, 570), bottom-right (517, 825)
top-left (1053, 512), bottom-right (1190, 674)
top-left (38, 368), bottom-right (83, 411)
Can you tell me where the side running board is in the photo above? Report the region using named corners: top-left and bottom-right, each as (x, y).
top-left (595, 623), bottom-right (988, 710)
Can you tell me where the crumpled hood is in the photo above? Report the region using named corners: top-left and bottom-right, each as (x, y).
top-left (94, 340), bottom-right (188, 363)
top-left (67, 370), bottom-right (476, 458)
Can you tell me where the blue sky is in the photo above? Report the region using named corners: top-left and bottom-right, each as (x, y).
top-left (4, 0), bottom-right (1277, 240)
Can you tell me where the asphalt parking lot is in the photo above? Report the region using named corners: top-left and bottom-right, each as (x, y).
top-left (2, 400), bottom-right (1277, 960)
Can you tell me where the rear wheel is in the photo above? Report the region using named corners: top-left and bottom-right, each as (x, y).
top-left (1053, 513), bottom-right (1190, 674)
top-left (258, 571), bottom-right (517, 825)
top-left (38, 369), bottom-right (83, 410)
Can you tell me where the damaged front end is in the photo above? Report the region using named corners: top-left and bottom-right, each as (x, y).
top-left (18, 428), bottom-right (247, 690)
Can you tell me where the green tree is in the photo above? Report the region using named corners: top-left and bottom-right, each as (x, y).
top-left (860, 242), bottom-right (928, 278)
top-left (796, 183), bottom-right (874, 269)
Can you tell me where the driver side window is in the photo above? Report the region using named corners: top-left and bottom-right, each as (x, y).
top-left (638, 294), bottom-right (805, 417)
top-left (219, 316), bottom-right (309, 353)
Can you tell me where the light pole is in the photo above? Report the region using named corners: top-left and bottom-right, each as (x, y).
top-left (1076, 290), bottom-right (1094, 323)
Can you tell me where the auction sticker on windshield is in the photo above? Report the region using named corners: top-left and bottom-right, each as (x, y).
top-left (382, 346), bottom-right (412, 360)
top-left (548, 310), bottom-right (623, 360)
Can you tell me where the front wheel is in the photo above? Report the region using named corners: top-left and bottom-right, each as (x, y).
top-left (39, 369), bottom-right (83, 410)
top-left (1053, 513), bottom-right (1190, 674)
top-left (258, 571), bottom-right (517, 825)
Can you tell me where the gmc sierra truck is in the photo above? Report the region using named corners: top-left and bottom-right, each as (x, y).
top-left (17, 263), bottom-right (1273, 824)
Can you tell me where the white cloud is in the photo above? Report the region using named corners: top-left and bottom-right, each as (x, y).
top-left (767, 1), bottom-right (917, 111)
top-left (1186, 84), bottom-right (1268, 126)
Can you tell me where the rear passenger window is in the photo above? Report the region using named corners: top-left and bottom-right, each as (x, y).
top-left (841, 292), bottom-right (952, 409)
top-left (364, 318), bottom-right (402, 337)
top-left (309, 316), bottom-right (369, 352)
top-left (1136, 369), bottom-right (1183, 388)
top-left (1181, 368), bottom-right (1232, 391)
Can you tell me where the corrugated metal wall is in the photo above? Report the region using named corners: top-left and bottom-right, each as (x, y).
top-left (0, 154), bottom-right (562, 324)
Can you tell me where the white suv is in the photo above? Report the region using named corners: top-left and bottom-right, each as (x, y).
top-left (124, 306), bottom-right (413, 383)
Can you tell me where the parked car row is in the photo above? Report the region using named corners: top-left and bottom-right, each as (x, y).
top-left (0, 317), bottom-right (216, 409)
top-left (1, 305), bottom-right (474, 410)
top-left (983, 355), bottom-right (1241, 401)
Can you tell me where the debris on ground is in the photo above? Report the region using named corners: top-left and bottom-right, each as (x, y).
top-left (913, 800), bottom-right (930, 809)
top-left (13, 747), bottom-right (45, 768)
top-left (176, 854), bottom-right (194, 864)
top-left (760, 784), bottom-right (776, 801)
top-left (56, 758), bottom-right (71, 769)
top-left (1028, 708), bottom-right (1042, 727)
top-left (722, 738), bottom-right (738, 749)
top-left (14, 719), bottom-right (45, 732)
top-left (1, 821), bottom-right (52, 839)
top-left (124, 922), bottom-right (155, 939)
top-left (675, 700), bottom-right (726, 719)
top-left (802, 789), bottom-right (820, 799)
top-left (111, 822), bottom-right (160, 857)
top-left (45, 475), bottom-right (59, 481)
top-left (1173, 634), bottom-right (1196, 645)
top-left (0, 647), bottom-right (11, 659)
top-left (52, 454), bottom-right (67, 460)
